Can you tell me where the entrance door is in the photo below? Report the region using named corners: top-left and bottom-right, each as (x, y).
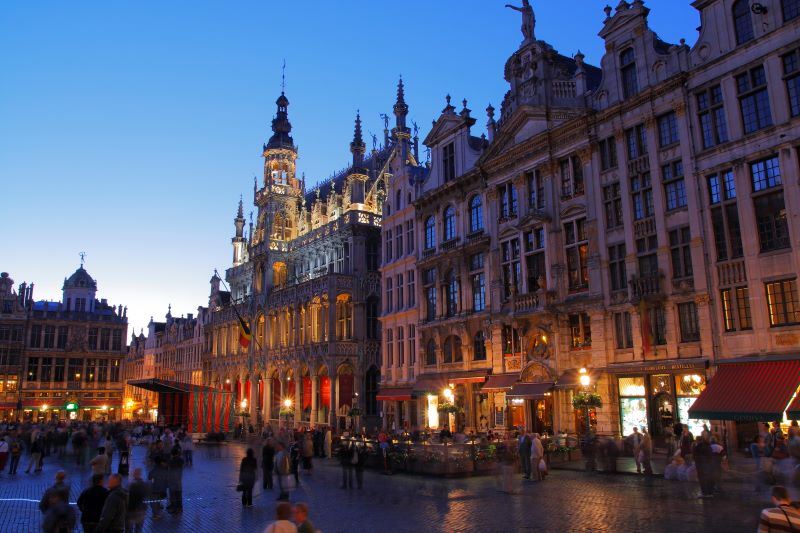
top-left (650, 392), bottom-right (675, 438)
top-left (530, 398), bottom-right (553, 435)
top-left (510, 405), bottom-right (525, 428)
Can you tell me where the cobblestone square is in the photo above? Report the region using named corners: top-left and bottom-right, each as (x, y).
top-left (0, 442), bottom-right (774, 533)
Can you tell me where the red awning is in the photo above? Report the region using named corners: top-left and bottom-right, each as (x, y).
top-left (688, 360), bottom-right (800, 421)
top-left (507, 382), bottom-right (554, 399)
top-left (481, 374), bottom-right (519, 392)
top-left (413, 370), bottom-right (488, 393)
top-left (376, 387), bottom-right (414, 402)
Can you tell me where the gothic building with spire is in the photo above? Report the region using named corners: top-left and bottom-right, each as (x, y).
top-left (204, 84), bottom-right (424, 430)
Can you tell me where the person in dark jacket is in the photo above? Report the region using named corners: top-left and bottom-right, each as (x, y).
top-left (290, 440), bottom-right (301, 483)
top-left (97, 474), bottom-right (128, 533)
top-left (338, 440), bottom-right (354, 489)
top-left (166, 449), bottom-right (184, 513)
top-left (77, 473), bottom-right (109, 533)
top-left (41, 489), bottom-right (76, 533)
top-left (693, 436), bottom-right (714, 498)
top-left (262, 439), bottom-right (275, 490)
top-left (239, 448), bottom-right (258, 507)
top-left (127, 468), bottom-right (150, 533)
top-left (39, 471), bottom-right (70, 514)
top-left (147, 457), bottom-right (169, 518)
top-left (354, 439), bottom-right (367, 489)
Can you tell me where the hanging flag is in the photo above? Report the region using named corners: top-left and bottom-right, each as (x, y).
top-left (639, 298), bottom-right (652, 357)
top-left (238, 316), bottom-right (252, 349)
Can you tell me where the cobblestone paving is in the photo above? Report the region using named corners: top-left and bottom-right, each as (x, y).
top-left (0, 443), bottom-right (773, 533)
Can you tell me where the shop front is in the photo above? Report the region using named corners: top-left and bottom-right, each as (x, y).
top-left (377, 386), bottom-right (415, 431)
top-left (414, 370), bottom-right (488, 431)
top-left (506, 382), bottom-right (554, 435)
top-left (608, 360), bottom-right (709, 443)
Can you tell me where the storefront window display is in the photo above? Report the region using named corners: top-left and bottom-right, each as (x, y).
top-left (675, 374), bottom-right (708, 436)
top-left (619, 376), bottom-right (647, 435)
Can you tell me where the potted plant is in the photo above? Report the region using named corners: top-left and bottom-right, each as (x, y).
top-left (572, 392), bottom-right (602, 410)
top-left (436, 402), bottom-right (463, 415)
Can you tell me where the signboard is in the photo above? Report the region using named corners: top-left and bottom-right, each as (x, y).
top-left (64, 401), bottom-right (79, 412)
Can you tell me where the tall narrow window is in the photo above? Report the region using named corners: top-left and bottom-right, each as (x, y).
top-left (663, 161), bottom-right (687, 210)
top-left (669, 226), bottom-right (693, 280)
top-left (625, 124), bottom-right (648, 160)
top-left (445, 270), bottom-right (459, 317)
top-left (397, 327), bottom-right (404, 366)
top-left (609, 243), bottom-right (627, 291)
top-left (630, 172), bottom-right (654, 220)
top-left (43, 326), bottom-right (55, 349)
top-left (498, 182), bottom-right (518, 220)
top-left (721, 286), bottom-right (753, 331)
top-left (501, 238), bottom-right (521, 298)
top-left (614, 312), bottom-right (633, 349)
top-left (751, 156), bottom-right (789, 252)
top-left (620, 48), bottom-right (638, 98)
top-left (737, 66), bottom-right (772, 134)
top-left (473, 331), bottom-right (487, 361)
top-left (733, 0), bottom-right (754, 45)
top-left (524, 228), bottom-right (545, 292)
top-left (385, 278), bottom-right (393, 313)
top-left (603, 183), bottom-right (623, 228)
top-left (442, 142), bottom-right (456, 182)
top-left (657, 112), bottom-right (679, 147)
top-left (30, 325), bottom-right (41, 348)
top-left (443, 206), bottom-right (456, 241)
top-left (599, 137), bottom-right (618, 171)
top-left (425, 339), bottom-right (436, 366)
top-left (385, 229), bottom-right (393, 263)
top-left (395, 225), bottom-right (403, 258)
top-left (783, 49), bottom-right (800, 117)
top-left (386, 329), bottom-right (393, 367)
top-left (472, 272), bottom-right (486, 311)
top-left (407, 270), bottom-right (415, 307)
top-left (425, 286), bottom-right (436, 321)
top-left (678, 302), bottom-right (700, 342)
top-left (424, 216), bottom-right (436, 250)
top-left (406, 220), bottom-right (414, 253)
top-left (650, 306), bottom-right (667, 345)
top-left (409, 325), bottom-right (416, 366)
top-left (560, 155), bottom-right (584, 199)
top-left (569, 313), bottom-right (592, 348)
top-left (527, 169), bottom-right (545, 209)
top-left (443, 336), bottom-right (462, 363)
top-left (565, 219), bottom-right (589, 291)
top-left (57, 326), bottom-right (68, 349)
top-left (697, 85), bottom-right (729, 148)
top-left (707, 170), bottom-right (742, 261)
top-left (396, 274), bottom-right (404, 309)
top-left (469, 195), bottom-right (484, 233)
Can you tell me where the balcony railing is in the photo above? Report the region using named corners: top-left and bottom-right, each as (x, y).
top-left (513, 292), bottom-right (541, 313)
top-left (718, 259), bottom-right (747, 286)
top-left (631, 272), bottom-right (663, 301)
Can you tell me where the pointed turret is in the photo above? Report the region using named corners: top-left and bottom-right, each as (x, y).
top-left (266, 92), bottom-right (295, 151)
top-left (350, 111), bottom-right (366, 167)
top-left (234, 196), bottom-right (245, 239)
top-left (393, 77), bottom-right (409, 134)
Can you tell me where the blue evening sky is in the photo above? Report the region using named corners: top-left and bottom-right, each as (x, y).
top-left (0, 1), bottom-right (698, 336)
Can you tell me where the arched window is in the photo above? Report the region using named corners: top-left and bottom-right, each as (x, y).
top-left (386, 328), bottom-right (393, 367)
top-left (443, 206), bottom-right (456, 241)
top-left (443, 335), bottom-right (462, 364)
top-left (445, 270), bottom-right (459, 317)
top-left (469, 195), bottom-right (484, 233)
top-left (256, 314), bottom-right (265, 349)
top-left (473, 331), bottom-right (487, 361)
top-left (620, 48), bottom-right (638, 99)
top-left (397, 326), bottom-right (405, 366)
top-left (424, 216), bottom-right (436, 250)
top-left (425, 339), bottom-right (437, 366)
top-left (733, 0), bottom-right (754, 45)
top-left (365, 366), bottom-right (379, 416)
top-left (336, 295), bottom-right (353, 340)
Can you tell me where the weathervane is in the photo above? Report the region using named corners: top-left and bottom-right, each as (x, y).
top-left (79, 252), bottom-right (86, 267)
top-left (281, 59), bottom-right (286, 93)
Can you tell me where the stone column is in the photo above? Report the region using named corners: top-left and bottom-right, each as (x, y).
top-left (310, 374), bottom-right (319, 427)
top-left (264, 376), bottom-right (273, 423)
top-left (328, 373), bottom-right (338, 429)
top-left (248, 373), bottom-right (257, 420)
top-left (294, 371), bottom-right (302, 427)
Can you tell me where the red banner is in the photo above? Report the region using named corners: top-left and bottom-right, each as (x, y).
top-left (338, 373), bottom-right (354, 409)
top-left (257, 380), bottom-right (263, 409)
top-left (320, 376), bottom-right (331, 407)
top-left (271, 377), bottom-right (281, 408)
top-left (303, 377), bottom-right (312, 409)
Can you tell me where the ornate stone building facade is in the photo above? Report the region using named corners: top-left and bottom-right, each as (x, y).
top-left (22, 264), bottom-right (128, 421)
top-left (0, 272), bottom-right (31, 420)
top-left (204, 86), bottom-right (421, 431)
top-left (382, 0), bottom-right (800, 445)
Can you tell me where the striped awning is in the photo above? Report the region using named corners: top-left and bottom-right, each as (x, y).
top-left (507, 382), bottom-right (554, 399)
top-left (413, 370), bottom-right (488, 393)
top-left (376, 387), bottom-right (414, 402)
top-left (481, 374), bottom-right (519, 392)
top-left (688, 360), bottom-right (800, 421)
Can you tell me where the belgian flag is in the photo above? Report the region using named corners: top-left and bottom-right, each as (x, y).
top-left (238, 316), bottom-right (252, 349)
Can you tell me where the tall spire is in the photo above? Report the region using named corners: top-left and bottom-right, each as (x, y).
top-left (350, 111), bottom-right (366, 168)
top-left (266, 64), bottom-right (294, 152)
top-left (393, 76), bottom-right (409, 133)
top-left (234, 196), bottom-right (245, 239)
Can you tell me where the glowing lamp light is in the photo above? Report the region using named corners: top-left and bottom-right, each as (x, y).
top-left (41, 404), bottom-right (48, 411)
top-left (579, 368), bottom-right (591, 388)
top-left (443, 387), bottom-right (454, 401)
top-left (240, 399), bottom-right (248, 410)
top-left (101, 405), bottom-right (108, 411)
top-left (225, 378), bottom-right (231, 384)
top-left (283, 398), bottom-right (293, 409)
top-left (126, 400), bottom-right (134, 408)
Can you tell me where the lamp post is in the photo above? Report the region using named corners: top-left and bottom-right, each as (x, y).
top-left (283, 398), bottom-right (293, 429)
top-left (578, 368), bottom-right (595, 471)
top-left (442, 384), bottom-right (455, 432)
top-left (240, 398), bottom-right (248, 440)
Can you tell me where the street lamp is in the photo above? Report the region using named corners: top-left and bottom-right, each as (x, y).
top-left (239, 398), bottom-right (249, 439)
top-left (578, 368), bottom-right (595, 470)
top-left (282, 398), bottom-right (293, 429)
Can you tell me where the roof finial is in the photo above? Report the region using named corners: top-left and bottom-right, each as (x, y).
top-left (281, 58), bottom-right (286, 94)
top-left (79, 251), bottom-right (86, 268)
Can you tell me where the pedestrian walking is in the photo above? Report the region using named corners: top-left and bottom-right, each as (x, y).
top-left (640, 429), bottom-right (653, 476)
top-left (353, 439), bottom-right (367, 489)
top-left (758, 485), bottom-right (800, 532)
top-left (530, 433), bottom-right (545, 481)
top-left (338, 439), bottom-right (354, 489)
top-left (262, 502), bottom-right (298, 533)
top-left (8, 436), bottom-right (21, 475)
top-left (324, 428), bottom-right (332, 459)
top-left (26, 434), bottom-right (44, 473)
top-left (126, 468), bottom-right (150, 533)
top-left (274, 442), bottom-right (291, 501)
top-left (39, 471), bottom-right (70, 514)
top-left (293, 502), bottom-right (315, 533)
top-left (693, 435), bottom-right (714, 498)
top-left (181, 433), bottom-right (194, 466)
top-left (0, 437), bottom-right (9, 473)
top-left (166, 448), bottom-right (184, 513)
top-left (262, 439), bottom-right (276, 490)
top-left (91, 447), bottom-right (109, 477)
top-left (97, 473), bottom-right (128, 533)
top-left (41, 487), bottom-right (76, 533)
top-left (147, 456), bottom-right (169, 519)
top-left (518, 428), bottom-right (532, 479)
top-left (77, 473), bottom-right (109, 533)
top-left (289, 440), bottom-right (300, 484)
top-left (239, 448), bottom-right (258, 508)
top-left (628, 427), bottom-right (643, 474)
top-left (301, 433), bottom-right (313, 474)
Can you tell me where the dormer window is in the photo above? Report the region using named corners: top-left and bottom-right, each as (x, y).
top-left (620, 48), bottom-right (638, 99)
top-left (442, 142), bottom-right (456, 182)
top-left (733, 0), bottom-right (754, 45)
